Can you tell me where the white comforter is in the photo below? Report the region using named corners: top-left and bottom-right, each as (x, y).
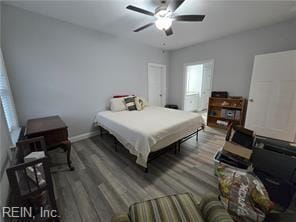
top-left (94, 106), bottom-right (204, 167)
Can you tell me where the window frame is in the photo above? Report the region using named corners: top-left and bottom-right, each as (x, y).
top-left (0, 49), bottom-right (19, 136)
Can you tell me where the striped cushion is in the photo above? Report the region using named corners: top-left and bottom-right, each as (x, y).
top-left (124, 96), bottom-right (137, 111)
top-left (129, 193), bottom-right (204, 222)
top-left (199, 194), bottom-right (233, 222)
top-left (112, 213), bottom-right (130, 222)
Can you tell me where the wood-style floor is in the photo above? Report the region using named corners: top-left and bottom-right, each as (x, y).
top-left (50, 128), bottom-right (225, 222)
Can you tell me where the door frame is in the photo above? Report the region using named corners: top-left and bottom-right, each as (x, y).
top-left (182, 59), bottom-right (214, 110)
top-left (147, 63), bottom-right (167, 106)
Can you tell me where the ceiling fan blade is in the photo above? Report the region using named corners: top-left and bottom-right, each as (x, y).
top-left (126, 5), bottom-right (154, 16)
top-left (165, 27), bottom-right (173, 36)
top-left (134, 23), bottom-right (154, 32)
top-left (174, 15), bottom-right (205, 22)
top-left (169, 0), bottom-right (185, 12)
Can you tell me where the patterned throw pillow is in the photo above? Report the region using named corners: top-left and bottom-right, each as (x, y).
top-left (124, 96), bottom-right (137, 111)
top-left (135, 97), bottom-right (144, 111)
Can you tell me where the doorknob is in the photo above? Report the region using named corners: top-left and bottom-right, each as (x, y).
top-left (249, 98), bottom-right (254, 102)
top-left (160, 94), bottom-right (162, 97)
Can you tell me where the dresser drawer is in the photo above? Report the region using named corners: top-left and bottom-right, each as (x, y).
top-left (27, 127), bottom-right (68, 147)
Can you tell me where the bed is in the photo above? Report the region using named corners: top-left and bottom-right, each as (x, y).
top-left (94, 106), bottom-right (204, 170)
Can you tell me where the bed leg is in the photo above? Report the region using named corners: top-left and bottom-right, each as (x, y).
top-left (145, 167), bottom-right (148, 173)
top-left (114, 137), bottom-right (118, 152)
top-left (176, 140), bottom-right (181, 152)
top-left (196, 130), bottom-right (199, 141)
top-left (99, 126), bottom-right (103, 137)
top-left (174, 143), bottom-right (177, 155)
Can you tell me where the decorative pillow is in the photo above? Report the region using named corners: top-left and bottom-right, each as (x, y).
top-left (135, 97), bottom-right (145, 111)
top-left (110, 97), bottom-right (127, 112)
top-left (124, 96), bottom-right (137, 111)
top-left (113, 95), bottom-right (130, 98)
top-left (138, 97), bottom-right (149, 107)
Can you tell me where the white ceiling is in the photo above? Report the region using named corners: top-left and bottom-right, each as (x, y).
top-left (5, 0), bottom-right (296, 50)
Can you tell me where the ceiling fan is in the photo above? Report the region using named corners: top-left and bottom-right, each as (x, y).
top-left (126, 0), bottom-right (205, 36)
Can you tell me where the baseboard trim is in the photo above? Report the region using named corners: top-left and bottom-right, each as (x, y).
top-left (69, 131), bottom-right (99, 143)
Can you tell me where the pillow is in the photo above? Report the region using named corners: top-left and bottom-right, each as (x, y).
top-left (137, 97), bottom-right (149, 107)
top-left (110, 97), bottom-right (127, 112)
top-left (113, 95), bottom-right (130, 98)
top-left (135, 97), bottom-right (144, 111)
top-left (124, 96), bottom-right (137, 111)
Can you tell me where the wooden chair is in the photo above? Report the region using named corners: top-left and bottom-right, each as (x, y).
top-left (6, 137), bottom-right (59, 221)
top-left (15, 136), bottom-right (47, 164)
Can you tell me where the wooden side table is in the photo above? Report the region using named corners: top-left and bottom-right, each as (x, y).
top-left (24, 115), bottom-right (74, 170)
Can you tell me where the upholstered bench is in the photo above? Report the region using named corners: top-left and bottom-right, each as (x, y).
top-left (112, 193), bottom-right (233, 222)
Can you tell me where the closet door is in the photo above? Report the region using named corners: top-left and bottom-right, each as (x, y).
top-left (245, 50), bottom-right (296, 142)
top-left (148, 63), bottom-right (166, 106)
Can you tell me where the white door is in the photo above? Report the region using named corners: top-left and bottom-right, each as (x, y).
top-left (148, 63), bottom-right (166, 106)
top-left (200, 62), bottom-right (214, 110)
top-left (245, 50), bottom-right (296, 142)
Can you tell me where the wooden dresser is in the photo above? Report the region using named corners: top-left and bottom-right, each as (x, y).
top-left (25, 115), bottom-right (74, 170)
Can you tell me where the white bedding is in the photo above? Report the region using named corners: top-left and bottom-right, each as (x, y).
top-left (94, 106), bottom-right (204, 167)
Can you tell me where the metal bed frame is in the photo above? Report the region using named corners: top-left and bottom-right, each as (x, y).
top-left (98, 124), bottom-right (205, 172)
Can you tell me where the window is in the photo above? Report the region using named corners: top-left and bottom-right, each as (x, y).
top-left (185, 64), bottom-right (203, 95)
top-left (0, 50), bottom-right (19, 132)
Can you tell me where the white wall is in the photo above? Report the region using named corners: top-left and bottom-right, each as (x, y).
top-left (1, 5), bottom-right (168, 137)
top-left (168, 19), bottom-right (296, 108)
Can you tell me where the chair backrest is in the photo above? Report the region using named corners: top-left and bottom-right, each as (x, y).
top-left (226, 124), bottom-right (254, 149)
top-left (15, 137), bottom-right (47, 164)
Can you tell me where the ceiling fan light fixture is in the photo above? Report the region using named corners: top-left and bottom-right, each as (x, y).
top-left (155, 17), bottom-right (172, 30)
top-left (155, 9), bottom-right (170, 18)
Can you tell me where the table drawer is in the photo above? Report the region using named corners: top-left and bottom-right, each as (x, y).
top-left (27, 128), bottom-right (68, 146)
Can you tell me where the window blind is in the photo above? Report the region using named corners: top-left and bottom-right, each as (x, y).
top-left (0, 49), bottom-right (19, 132)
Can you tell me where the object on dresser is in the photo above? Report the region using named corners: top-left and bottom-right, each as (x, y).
top-left (211, 91), bottom-right (228, 98)
top-left (207, 97), bottom-right (247, 128)
top-left (216, 120), bottom-right (229, 127)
